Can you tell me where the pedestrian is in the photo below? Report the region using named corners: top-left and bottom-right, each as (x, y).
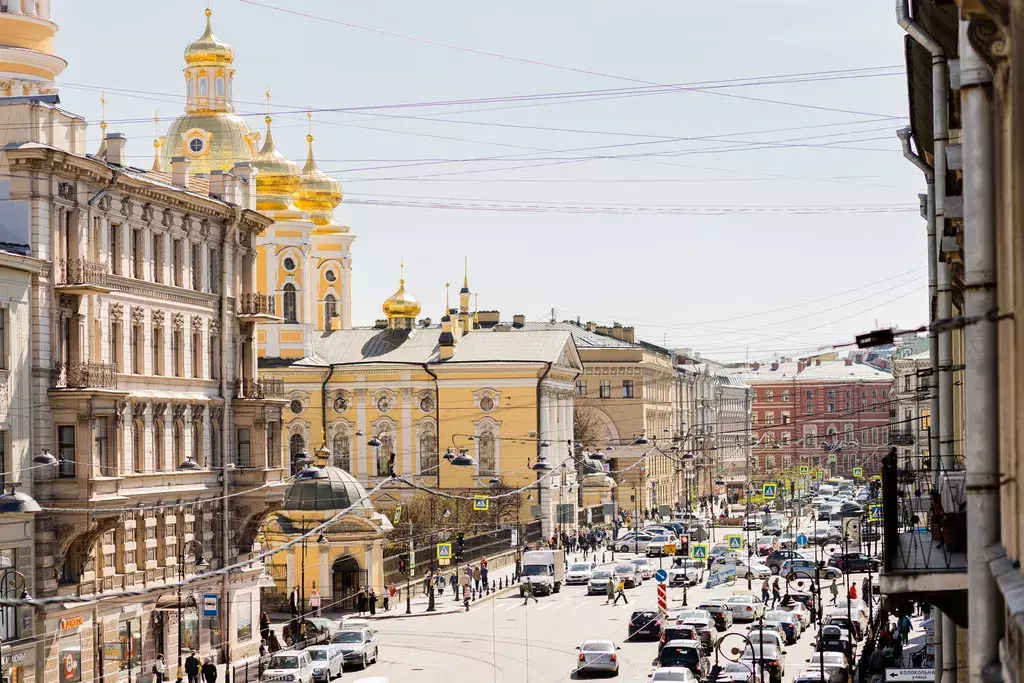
top-left (613, 579), bottom-right (629, 605)
top-left (829, 579), bottom-right (839, 605)
top-left (514, 557), bottom-right (522, 581)
top-left (898, 614), bottom-right (913, 645)
top-left (267, 631), bottom-right (282, 653)
top-left (152, 655), bottom-right (166, 683)
top-left (522, 578), bottom-right (538, 605)
top-left (473, 564), bottom-right (482, 592)
top-left (259, 640), bottom-right (268, 657)
top-left (605, 575), bottom-right (616, 604)
top-left (771, 577), bottom-right (781, 609)
top-left (449, 572), bottom-right (458, 596)
top-left (423, 570), bottom-right (432, 596)
top-left (357, 592), bottom-right (367, 615)
top-left (862, 577), bottom-right (872, 605)
top-left (289, 588), bottom-right (299, 618)
top-left (481, 564), bottom-right (489, 590)
top-left (387, 583), bottom-right (396, 609)
top-left (184, 651), bottom-right (201, 683)
top-left (761, 578), bottom-right (770, 604)
top-left (309, 585), bottom-right (321, 617)
top-left (461, 571), bottom-right (471, 600)
top-left (368, 589), bottom-right (377, 616)
top-left (849, 582), bottom-right (858, 600)
top-left (259, 611), bottom-right (271, 642)
top-left (201, 658), bottom-right (217, 683)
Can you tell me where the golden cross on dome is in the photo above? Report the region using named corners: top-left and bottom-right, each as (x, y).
top-left (153, 110), bottom-right (159, 138)
top-left (464, 256), bottom-right (468, 288)
top-left (306, 108), bottom-right (314, 144)
top-left (400, 259), bottom-right (405, 284)
top-left (265, 86), bottom-right (271, 113)
top-left (445, 282), bottom-right (450, 311)
top-left (99, 92), bottom-right (107, 131)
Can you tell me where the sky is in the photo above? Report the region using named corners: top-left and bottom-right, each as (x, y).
top-left (55, 1), bottom-right (926, 362)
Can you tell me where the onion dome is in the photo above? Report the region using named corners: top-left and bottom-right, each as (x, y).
top-left (382, 273), bottom-right (421, 330)
top-left (293, 123), bottom-right (343, 225)
top-left (185, 9), bottom-right (234, 66)
top-left (282, 466), bottom-right (372, 512)
top-left (251, 114), bottom-right (301, 212)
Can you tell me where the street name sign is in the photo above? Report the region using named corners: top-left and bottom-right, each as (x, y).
top-left (886, 670), bottom-right (934, 682)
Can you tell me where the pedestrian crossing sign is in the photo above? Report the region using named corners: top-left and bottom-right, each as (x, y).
top-left (473, 495), bottom-right (490, 511)
top-left (816, 470), bottom-right (824, 480)
top-left (800, 465), bottom-right (809, 475)
top-left (436, 543), bottom-right (452, 560)
top-left (853, 467), bottom-right (864, 478)
top-left (727, 535), bottom-right (743, 551)
top-left (690, 543), bottom-right (708, 560)
top-left (762, 482), bottom-right (778, 500)
top-left (828, 453), bottom-right (837, 463)
top-left (868, 504), bottom-right (883, 522)
top-left (393, 505), bottom-right (403, 524)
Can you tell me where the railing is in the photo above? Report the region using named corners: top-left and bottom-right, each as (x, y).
top-left (237, 293), bottom-right (276, 317)
top-left (54, 257), bottom-right (109, 289)
top-left (889, 429), bottom-right (916, 446)
top-left (51, 361), bottom-right (119, 390)
top-left (881, 447), bottom-right (967, 574)
top-left (233, 378), bottom-right (285, 400)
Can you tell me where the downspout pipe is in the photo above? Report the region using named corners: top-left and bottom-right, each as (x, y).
top-left (959, 19), bottom-right (1003, 683)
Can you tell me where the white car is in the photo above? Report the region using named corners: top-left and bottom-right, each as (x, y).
top-left (631, 558), bottom-right (655, 578)
top-left (725, 595), bottom-right (765, 622)
top-left (305, 645), bottom-right (344, 682)
top-left (834, 597), bottom-right (869, 621)
top-left (646, 533), bottom-right (680, 557)
top-left (777, 601), bottom-right (812, 628)
top-left (566, 561), bottom-right (597, 585)
top-left (261, 651), bottom-right (316, 683)
top-left (650, 667), bottom-right (698, 682)
top-left (710, 557), bottom-right (771, 580)
top-left (610, 531), bottom-right (654, 553)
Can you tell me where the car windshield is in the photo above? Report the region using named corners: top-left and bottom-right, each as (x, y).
top-left (666, 629), bottom-right (696, 640)
top-left (725, 662), bottom-right (754, 673)
top-left (522, 565), bottom-right (550, 576)
top-left (661, 648), bottom-right (699, 666)
top-left (615, 566), bottom-right (633, 574)
top-left (570, 563), bottom-right (592, 571)
top-left (652, 672), bottom-right (690, 682)
top-left (591, 571), bottom-right (611, 579)
top-left (727, 597), bottom-right (752, 604)
top-left (582, 641), bottom-right (614, 652)
top-left (308, 651), bottom-right (327, 661)
top-left (333, 631), bottom-right (365, 644)
top-left (632, 611), bottom-right (658, 621)
top-left (268, 656), bottom-right (299, 669)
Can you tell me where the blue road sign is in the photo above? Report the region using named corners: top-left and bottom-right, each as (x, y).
top-left (796, 533), bottom-right (808, 547)
top-left (202, 594), bottom-right (218, 618)
top-left (654, 569), bottom-right (669, 583)
top-left (762, 482), bottom-right (777, 500)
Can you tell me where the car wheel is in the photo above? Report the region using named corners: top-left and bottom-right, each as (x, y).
top-left (361, 654), bottom-right (368, 670)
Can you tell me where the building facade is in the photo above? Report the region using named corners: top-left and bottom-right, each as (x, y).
top-left (890, 346), bottom-right (931, 471)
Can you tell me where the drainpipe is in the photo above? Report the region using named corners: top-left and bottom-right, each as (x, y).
top-left (895, 5), bottom-right (954, 683)
top-left (959, 18), bottom-right (1003, 683)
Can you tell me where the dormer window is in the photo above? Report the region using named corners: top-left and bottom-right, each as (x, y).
top-left (199, 78), bottom-right (208, 96)
top-left (188, 137), bottom-right (205, 154)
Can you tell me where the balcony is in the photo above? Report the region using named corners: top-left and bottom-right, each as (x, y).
top-left (889, 429), bottom-right (916, 446)
top-left (233, 377), bottom-right (285, 400)
top-left (879, 448), bottom-right (967, 620)
top-left (50, 361), bottom-right (120, 391)
top-left (237, 293), bottom-right (279, 322)
top-left (53, 257), bottom-right (112, 295)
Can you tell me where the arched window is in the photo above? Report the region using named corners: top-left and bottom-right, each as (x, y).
top-left (153, 421), bottom-right (164, 471)
top-left (210, 419), bottom-right (220, 468)
top-left (478, 430), bottom-right (496, 475)
top-left (173, 420), bottom-right (184, 468)
top-left (332, 430), bottom-right (350, 471)
top-left (290, 433), bottom-right (306, 474)
top-left (215, 77), bottom-right (224, 97)
top-left (187, 79), bottom-right (194, 99)
top-left (283, 283), bottom-right (298, 323)
top-left (199, 78), bottom-right (208, 96)
top-left (133, 419), bottom-right (145, 473)
top-left (376, 434), bottom-right (393, 477)
top-left (192, 422), bottom-right (203, 468)
top-left (324, 294), bottom-right (336, 329)
top-left (419, 426), bottom-right (438, 474)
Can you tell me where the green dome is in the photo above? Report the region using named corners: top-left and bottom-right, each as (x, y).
top-left (282, 466), bottom-right (373, 512)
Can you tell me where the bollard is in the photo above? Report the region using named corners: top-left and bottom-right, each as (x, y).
top-left (603, 552), bottom-right (606, 564)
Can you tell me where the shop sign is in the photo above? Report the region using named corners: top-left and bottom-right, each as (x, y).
top-left (1, 650), bottom-right (27, 665)
top-left (59, 616), bottom-right (84, 631)
top-left (59, 649), bottom-right (81, 683)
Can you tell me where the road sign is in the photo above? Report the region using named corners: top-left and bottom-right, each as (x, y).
top-left (393, 505), bottom-right (403, 524)
top-left (690, 543), bottom-right (708, 560)
top-left (800, 465), bottom-right (809, 475)
top-left (852, 467), bottom-right (864, 478)
top-left (663, 543), bottom-right (677, 556)
top-left (816, 470), bottom-right (824, 480)
top-left (409, 551), bottom-right (416, 571)
top-left (828, 453), bottom-right (837, 463)
top-left (885, 670), bottom-right (934, 682)
top-left (868, 504), bottom-right (883, 522)
top-left (654, 569), bottom-right (669, 583)
top-left (436, 542), bottom-right (453, 560)
top-left (762, 482), bottom-right (777, 500)
top-left (726, 535), bottom-right (743, 551)
top-left (202, 594), bottom-right (218, 618)
top-left (473, 495), bottom-right (490, 511)
top-left (657, 582), bottom-right (668, 616)
top-left (844, 518), bottom-right (862, 545)
top-left (438, 558), bottom-right (450, 567)
top-left (796, 533), bottom-right (808, 547)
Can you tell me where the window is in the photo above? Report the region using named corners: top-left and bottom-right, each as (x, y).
top-left (187, 79), bottom-right (193, 99)
top-left (575, 380), bottom-right (587, 397)
top-left (173, 239), bottom-right (183, 287)
top-left (215, 77), bottom-right (224, 97)
top-left (766, 455), bottom-right (776, 469)
top-left (133, 419), bottom-right (145, 473)
top-left (238, 428), bottom-right (251, 468)
top-left (152, 233), bottom-right (163, 283)
top-left (289, 433), bottom-right (305, 473)
top-left (209, 249), bottom-right (220, 294)
top-left (283, 284), bottom-right (298, 323)
top-left (210, 420), bottom-right (220, 468)
top-left (153, 421), bottom-right (164, 471)
top-left (751, 413), bottom-right (757, 426)
top-left (94, 417), bottom-right (111, 476)
top-left (325, 270), bottom-right (337, 282)
top-left (58, 425), bottom-right (75, 478)
top-left (191, 243), bottom-right (203, 291)
top-left (173, 420), bottom-right (184, 468)
top-left (827, 389), bottom-right (836, 399)
top-left (152, 325), bottom-right (164, 376)
top-left (283, 257), bottom-right (296, 271)
top-left (118, 618), bottom-right (141, 671)
top-left (265, 423), bottom-right (277, 469)
top-left (131, 324), bottom-right (143, 374)
top-left (210, 332), bottom-right (220, 380)
top-left (806, 401), bottom-right (814, 415)
top-left (172, 330), bottom-right (183, 377)
top-left (375, 434), bottom-right (393, 477)
top-left (622, 380), bottom-right (634, 399)
top-left (599, 380), bottom-right (611, 399)
top-left (191, 422), bottom-right (202, 467)
top-left (806, 390), bottom-right (814, 400)
top-left (0, 432), bottom-right (6, 490)
top-left (478, 430), bottom-right (496, 475)
top-left (781, 433), bottom-right (790, 446)
top-left (765, 390), bottom-right (774, 403)
top-left (765, 412), bottom-right (775, 426)
top-left (191, 331), bottom-right (202, 378)
top-left (781, 412), bottom-right (789, 425)
top-left (110, 224), bottom-right (122, 275)
top-left (132, 228), bottom-right (143, 279)
top-left (827, 401), bottom-right (835, 413)
top-left (333, 431), bottom-right (352, 471)
top-left (324, 294), bottom-right (337, 329)
top-left (199, 78), bottom-right (208, 96)
top-left (782, 390), bottom-right (789, 403)
top-left (0, 547), bottom-right (17, 640)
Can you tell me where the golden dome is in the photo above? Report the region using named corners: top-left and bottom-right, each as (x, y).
top-left (185, 9), bottom-right (234, 66)
top-left (160, 112), bottom-right (256, 175)
top-left (293, 123), bottom-right (343, 226)
top-left (251, 115), bottom-right (301, 212)
top-left (382, 279), bottom-right (421, 322)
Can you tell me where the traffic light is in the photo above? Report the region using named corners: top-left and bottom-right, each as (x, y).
top-left (455, 533), bottom-right (466, 562)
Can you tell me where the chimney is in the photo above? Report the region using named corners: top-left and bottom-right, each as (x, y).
top-left (770, 362), bottom-right (779, 371)
top-left (233, 162), bottom-right (255, 209)
top-left (512, 314), bottom-right (525, 328)
top-left (596, 325), bottom-right (610, 336)
top-left (751, 362), bottom-right (760, 371)
top-left (815, 359), bottom-right (821, 366)
top-left (208, 171), bottom-right (227, 201)
top-left (477, 310), bottom-right (500, 327)
top-left (105, 133), bottom-right (127, 166)
top-left (845, 358), bottom-right (853, 366)
top-left (798, 361), bottom-right (805, 372)
top-left (610, 323), bottom-right (625, 340)
top-left (855, 353), bottom-right (864, 363)
top-left (622, 326), bottom-right (635, 344)
top-left (439, 314), bottom-right (456, 360)
top-left (419, 317), bottom-right (432, 328)
top-left (373, 319), bottom-right (388, 329)
top-left (586, 321), bottom-right (597, 332)
top-left (171, 157), bottom-right (191, 189)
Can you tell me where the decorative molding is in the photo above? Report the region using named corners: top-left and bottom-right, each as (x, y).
top-left (120, 196), bottom-right (134, 218)
top-left (191, 316), bottom-right (204, 333)
top-left (131, 306), bottom-right (145, 325)
top-left (107, 276), bottom-right (218, 309)
top-left (199, 219), bottom-right (210, 238)
top-left (153, 402), bottom-right (168, 419)
top-left (58, 294), bottom-right (73, 309)
top-left (182, 214), bottom-right (194, 235)
top-left (57, 181), bottom-right (75, 202)
top-left (418, 391), bottom-right (436, 414)
top-left (114, 401), bottom-right (128, 426)
top-left (98, 194), bottom-right (112, 212)
top-left (967, 15), bottom-right (1009, 73)
top-left (473, 388), bottom-right (501, 412)
top-left (172, 404), bottom-right (188, 422)
top-left (132, 402), bottom-right (148, 420)
top-left (172, 312), bottom-right (185, 331)
top-left (152, 309), bottom-right (165, 327)
top-left (162, 208), bottom-right (172, 227)
top-left (142, 203), bottom-right (155, 223)
top-left (209, 405), bottom-right (223, 423)
top-left (208, 318), bottom-right (219, 336)
top-left (109, 302), bottom-right (124, 322)
top-left (191, 404), bottom-right (205, 424)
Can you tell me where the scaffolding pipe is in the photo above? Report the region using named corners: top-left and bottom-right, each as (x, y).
top-left (959, 18), bottom-right (1003, 683)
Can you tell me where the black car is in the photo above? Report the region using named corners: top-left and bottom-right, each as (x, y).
top-left (628, 610), bottom-right (662, 640)
top-left (827, 552), bottom-right (880, 573)
top-left (658, 641), bottom-right (711, 680)
top-left (659, 626), bottom-right (699, 655)
top-left (765, 549), bottom-right (805, 573)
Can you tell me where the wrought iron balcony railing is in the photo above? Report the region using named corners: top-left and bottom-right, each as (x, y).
top-left (233, 377), bottom-right (284, 400)
top-left (237, 293), bottom-right (276, 318)
top-left (51, 361), bottom-right (119, 390)
top-left (54, 257), bottom-right (110, 290)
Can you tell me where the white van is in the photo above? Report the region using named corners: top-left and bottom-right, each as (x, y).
top-left (520, 549), bottom-right (565, 595)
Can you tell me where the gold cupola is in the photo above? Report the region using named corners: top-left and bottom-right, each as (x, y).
top-left (293, 114), bottom-right (343, 226)
top-left (251, 90), bottom-right (301, 212)
top-left (185, 8), bottom-right (234, 66)
top-left (382, 263), bottom-right (421, 330)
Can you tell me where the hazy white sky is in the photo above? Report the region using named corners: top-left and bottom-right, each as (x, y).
top-left (55, 1), bottom-right (925, 361)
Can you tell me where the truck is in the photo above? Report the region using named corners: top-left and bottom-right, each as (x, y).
top-left (519, 549), bottom-right (564, 596)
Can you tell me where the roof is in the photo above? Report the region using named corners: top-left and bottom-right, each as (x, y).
top-left (729, 358), bottom-right (892, 383)
top-left (282, 465), bottom-right (372, 512)
top-left (520, 320), bottom-right (637, 349)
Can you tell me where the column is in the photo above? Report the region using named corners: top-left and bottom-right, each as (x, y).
top-left (354, 389), bottom-right (367, 478)
top-left (400, 389), bottom-right (413, 475)
top-left (538, 388), bottom-right (553, 540)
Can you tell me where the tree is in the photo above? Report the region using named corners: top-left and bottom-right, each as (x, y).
top-left (574, 399), bottom-right (608, 449)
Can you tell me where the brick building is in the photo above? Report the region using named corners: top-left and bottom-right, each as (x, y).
top-left (729, 353), bottom-right (893, 483)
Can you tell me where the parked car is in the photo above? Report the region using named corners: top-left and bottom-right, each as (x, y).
top-left (261, 651), bottom-right (316, 683)
top-left (740, 643), bottom-right (785, 683)
top-left (780, 558), bottom-right (842, 581)
top-left (650, 667), bottom-right (698, 683)
top-left (631, 558), bottom-right (656, 578)
top-left (576, 639), bottom-right (620, 677)
top-left (765, 549), bottom-right (808, 573)
top-left (681, 618), bottom-right (718, 655)
top-left (566, 561), bottom-right (598, 585)
top-left (659, 626), bottom-right (700, 655)
top-left (588, 570), bottom-right (615, 595)
top-left (743, 516), bottom-right (761, 531)
top-left (696, 600), bottom-right (734, 631)
top-left (755, 535), bottom-right (778, 556)
top-left (305, 645), bottom-right (345, 682)
top-left (629, 609), bottom-right (663, 639)
top-left (330, 628), bottom-right (379, 669)
top-left (765, 610), bottom-right (802, 643)
top-left (777, 601), bottom-right (813, 628)
top-left (827, 552), bottom-right (880, 573)
top-left (716, 661), bottom-right (760, 683)
top-left (614, 563), bottom-right (643, 588)
top-left (610, 531), bottom-right (654, 553)
top-left (302, 618), bottom-right (342, 640)
top-left (726, 595), bottom-right (765, 622)
top-left (657, 640), bottom-right (711, 680)
top-left (745, 625), bottom-right (787, 652)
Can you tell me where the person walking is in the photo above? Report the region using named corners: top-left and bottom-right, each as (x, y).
top-left (605, 576), bottom-right (616, 604)
top-left (522, 578), bottom-right (539, 605)
top-left (898, 614), bottom-right (913, 645)
top-left (514, 556), bottom-right (522, 582)
top-left (771, 577), bottom-right (781, 609)
top-left (309, 586), bottom-right (321, 617)
top-left (613, 578), bottom-right (629, 605)
top-left (829, 578), bottom-right (839, 605)
top-left (259, 611), bottom-right (271, 643)
top-left (761, 578), bottom-right (770, 604)
top-left (267, 631), bottom-right (282, 653)
top-left (368, 590), bottom-right (377, 616)
top-left (480, 563), bottom-right (489, 591)
top-left (449, 572), bottom-right (458, 597)
top-left (288, 588), bottom-right (299, 619)
top-left (201, 658), bottom-right (217, 683)
top-left (423, 570), bottom-right (432, 596)
top-left (386, 584), bottom-right (395, 610)
top-left (152, 655), bottom-right (166, 683)
top-left (473, 564), bottom-right (482, 592)
top-left (849, 582), bottom-right (858, 600)
top-left (357, 592), bottom-right (367, 616)
top-left (862, 576), bottom-right (872, 605)
top-left (184, 652), bottom-right (201, 683)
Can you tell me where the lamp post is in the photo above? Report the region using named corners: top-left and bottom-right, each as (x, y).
top-left (176, 539), bottom-right (208, 683)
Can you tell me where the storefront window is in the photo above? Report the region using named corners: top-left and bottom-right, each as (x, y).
top-left (181, 614), bottom-right (200, 653)
top-left (206, 615), bottom-right (221, 650)
top-left (236, 593), bottom-right (252, 642)
top-left (118, 618), bottom-right (141, 670)
top-left (0, 548), bottom-right (18, 641)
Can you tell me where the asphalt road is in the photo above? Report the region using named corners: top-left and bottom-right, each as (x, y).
top-left (363, 523), bottom-right (874, 683)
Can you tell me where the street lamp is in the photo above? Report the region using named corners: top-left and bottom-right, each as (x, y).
top-left (32, 449), bottom-right (58, 466)
top-left (176, 539), bottom-right (208, 683)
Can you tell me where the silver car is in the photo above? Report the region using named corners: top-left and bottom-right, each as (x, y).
top-left (588, 570), bottom-right (614, 595)
top-left (305, 645), bottom-right (344, 682)
top-left (330, 628), bottom-right (378, 669)
top-left (567, 561), bottom-right (598, 585)
top-left (576, 639), bottom-right (620, 676)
